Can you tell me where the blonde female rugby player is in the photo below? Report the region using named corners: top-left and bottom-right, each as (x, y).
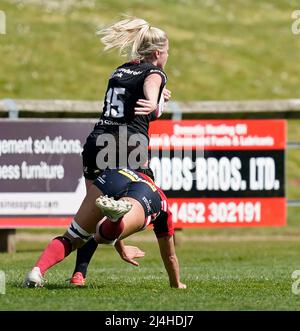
top-left (71, 16), bottom-right (171, 283)
top-left (82, 15), bottom-right (170, 182)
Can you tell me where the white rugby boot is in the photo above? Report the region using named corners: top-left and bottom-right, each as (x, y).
top-left (24, 267), bottom-right (44, 288)
top-left (95, 196), bottom-right (132, 222)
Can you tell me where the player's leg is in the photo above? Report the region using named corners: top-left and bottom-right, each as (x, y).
top-left (70, 174), bottom-right (98, 285)
top-left (24, 185), bottom-right (105, 287)
top-left (94, 197), bottom-right (144, 244)
top-left (70, 235), bottom-right (99, 285)
top-left (85, 179), bottom-right (93, 191)
top-left (70, 168), bottom-right (130, 285)
top-left (95, 181), bottom-right (161, 244)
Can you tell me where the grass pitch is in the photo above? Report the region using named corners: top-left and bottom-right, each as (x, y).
top-left (2, 212), bottom-right (300, 311)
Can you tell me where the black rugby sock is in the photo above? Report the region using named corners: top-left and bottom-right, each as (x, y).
top-left (73, 237), bottom-right (98, 278)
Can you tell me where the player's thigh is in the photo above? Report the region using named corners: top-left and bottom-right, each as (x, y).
top-left (85, 179), bottom-right (93, 191)
top-left (119, 197), bottom-right (146, 239)
top-left (73, 184), bottom-right (104, 234)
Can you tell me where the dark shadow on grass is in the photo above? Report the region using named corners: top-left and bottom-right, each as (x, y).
top-left (42, 280), bottom-right (107, 290)
top-left (16, 248), bottom-right (46, 253)
top-left (10, 281), bottom-right (27, 289)
top-left (86, 280), bottom-right (163, 291)
top-left (10, 280), bottom-right (169, 292)
top-left (9, 280), bottom-right (91, 290)
top-left (45, 284), bottom-right (87, 290)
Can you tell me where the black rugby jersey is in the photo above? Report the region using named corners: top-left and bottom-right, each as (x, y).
top-left (93, 61), bottom-right (167, 140)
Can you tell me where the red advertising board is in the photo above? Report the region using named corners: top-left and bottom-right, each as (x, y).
top-left (148, 119), bottom-right (286, 228)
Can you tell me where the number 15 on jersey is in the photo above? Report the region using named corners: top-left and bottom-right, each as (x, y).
top-left (103, 87), bottom-right (125, 118)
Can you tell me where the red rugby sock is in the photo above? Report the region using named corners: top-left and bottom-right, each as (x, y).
top-left (35, 237), bottom-right (72, 275)
top-left (100, 217), bottom-right (124, 241)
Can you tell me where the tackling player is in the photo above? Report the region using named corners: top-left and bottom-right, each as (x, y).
top-left (82, 15), bottom-right (170, 184)
top-left (73, 16), bottom-right (171, 282)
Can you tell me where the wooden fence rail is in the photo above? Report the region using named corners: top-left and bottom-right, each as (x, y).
top-left (1, 98), bottom-right (300, 118)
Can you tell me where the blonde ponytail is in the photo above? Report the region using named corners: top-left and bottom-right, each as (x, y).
top-left (97, 16), bottom-right (167, 60)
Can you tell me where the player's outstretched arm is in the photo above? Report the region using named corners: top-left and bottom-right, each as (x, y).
top-left (157, 235), bottom-right (187, 289)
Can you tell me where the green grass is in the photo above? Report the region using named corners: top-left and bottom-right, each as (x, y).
top-left (0, 207), bottom-right (299, 311)
top-left (2, 206), bottom-right (300, 311)
top-left (0, 0), bottom-right (299, 101)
